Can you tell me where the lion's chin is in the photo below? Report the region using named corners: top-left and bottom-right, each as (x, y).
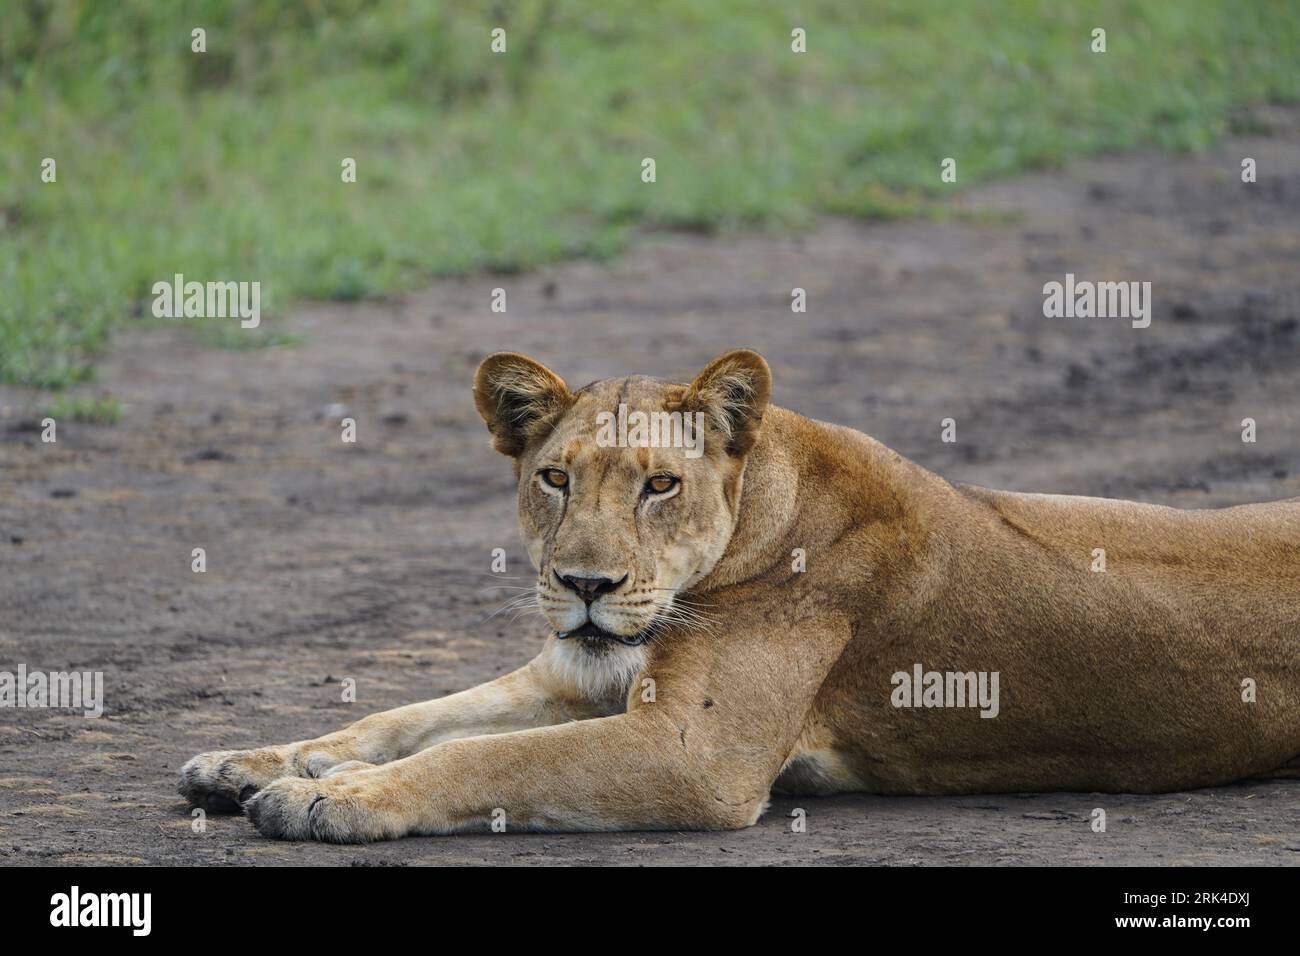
top-left (557, 621), bottom-right (647, 646)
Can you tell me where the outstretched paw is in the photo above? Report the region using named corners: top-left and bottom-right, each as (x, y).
top-left (178, 745), bottom-right (362, 813)
top-left (177, 748), bottom-right (291, 813)
top-left (244, 774), bottom-right (400, 843)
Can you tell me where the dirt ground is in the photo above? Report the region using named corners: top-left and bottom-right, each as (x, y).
top-left (3, 108), bottom-right (1300, 866)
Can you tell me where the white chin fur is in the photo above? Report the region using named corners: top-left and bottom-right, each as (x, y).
top-left (540, 638), bottom-right (647, 709)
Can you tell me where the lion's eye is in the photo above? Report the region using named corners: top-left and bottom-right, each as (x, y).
top-left (540, 469), bottom-right (569, 490)
top-left (645, 474), bottom-right (678, 495)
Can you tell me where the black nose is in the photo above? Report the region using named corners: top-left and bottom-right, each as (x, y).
top-left (558, 574), bottom-right (626, 603)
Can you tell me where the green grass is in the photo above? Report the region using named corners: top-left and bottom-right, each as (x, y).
top-left (2, 0), bottom-right (1298, 388)
top-left (196, 323), bottom-right (303, 351)
top-left (41, 393), bottom-right (123, 424)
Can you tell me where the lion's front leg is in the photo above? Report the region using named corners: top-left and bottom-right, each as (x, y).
top-left (245, 708), bottom-right (773, 842)
top-left (178, 651), bottom-right (599, 813)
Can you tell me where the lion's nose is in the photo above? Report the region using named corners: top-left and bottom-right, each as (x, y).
top-left (557, 573), bottom-right (627, 603)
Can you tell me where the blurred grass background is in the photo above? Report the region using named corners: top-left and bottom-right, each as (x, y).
top-left (1, 0), bottom-right (1298, 388)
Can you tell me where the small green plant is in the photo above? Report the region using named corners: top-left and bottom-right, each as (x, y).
top-left (197, 324), bottom-right (303, 351)
top-left (41, 394), bottom-right (123, 425)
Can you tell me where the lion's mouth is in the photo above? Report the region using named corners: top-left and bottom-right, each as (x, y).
top-left (557, 621), bottom-right (647, 646)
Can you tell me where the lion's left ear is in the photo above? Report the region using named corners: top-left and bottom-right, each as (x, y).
top-left (682, 349), bottom-right (772, 457)
top-left (473, 352), bottom-right (574, 457)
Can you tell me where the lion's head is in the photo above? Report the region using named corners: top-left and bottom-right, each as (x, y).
top-left (474, 349), bottom-right (771, 653)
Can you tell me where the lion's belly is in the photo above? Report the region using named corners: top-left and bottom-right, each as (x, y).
top-left (793, 614), bottom-right (1300, 795)
top-left (803, 670), bottom-right (1300, 796)
top-left (773, 747), bottom-right (866, 796)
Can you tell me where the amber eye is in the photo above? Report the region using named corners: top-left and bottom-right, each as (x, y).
top-left (540, 469), bottom-right (569, 490)
top-left (645, 474), bottom-right (678, 495)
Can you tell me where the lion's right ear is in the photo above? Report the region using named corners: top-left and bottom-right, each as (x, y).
top-left (473, 352), bottom-right (574, 457)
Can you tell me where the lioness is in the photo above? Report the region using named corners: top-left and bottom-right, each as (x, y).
top-left (179, 349), bottom-right (1300, 842)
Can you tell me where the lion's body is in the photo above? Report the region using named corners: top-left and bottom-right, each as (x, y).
top-left (730, 407), bottom-right (1300, 796)
top-left (179, 351), bottom-right (1300, 841)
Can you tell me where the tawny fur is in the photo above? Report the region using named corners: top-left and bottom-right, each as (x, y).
top-left (179, 349), bottom-right (1300, 842)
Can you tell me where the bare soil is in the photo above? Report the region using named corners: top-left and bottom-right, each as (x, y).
top-left (2, 108), bottom-right (1300, 866)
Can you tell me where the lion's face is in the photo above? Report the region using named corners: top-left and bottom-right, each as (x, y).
top-left (517, 377), bottom-right (739, 645)
top-left (474, 350), bottom-right (771, 650)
